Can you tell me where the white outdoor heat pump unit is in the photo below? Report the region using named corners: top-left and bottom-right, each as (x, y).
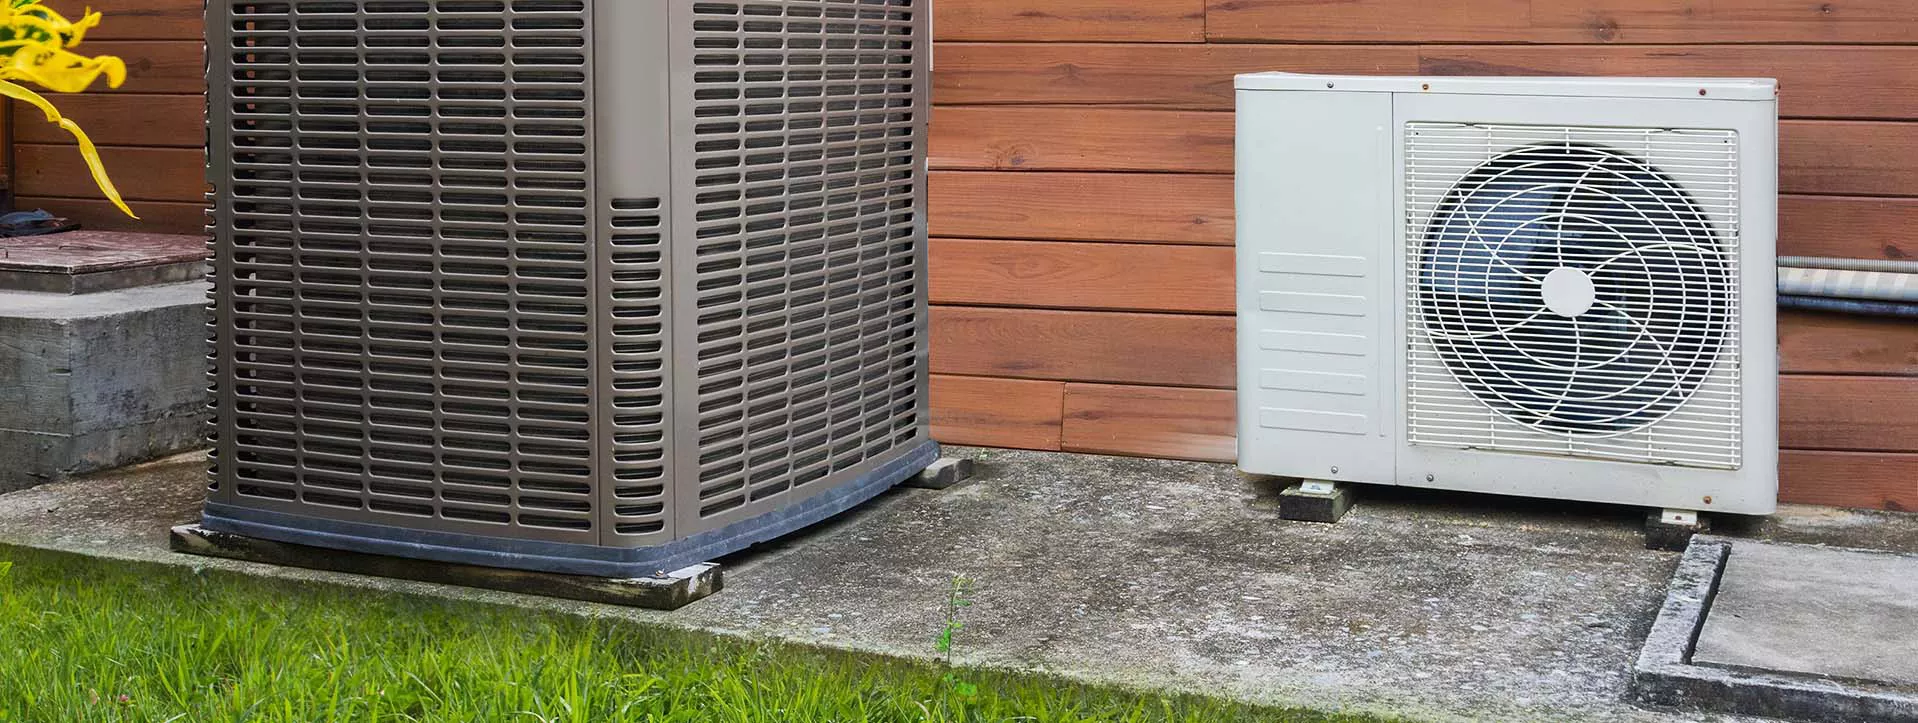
top-left (199, 1), bottom-right (938, 576)
top-left (1235, 74), bottom-right (1779, 516)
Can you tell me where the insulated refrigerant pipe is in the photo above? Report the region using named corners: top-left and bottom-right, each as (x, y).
top-left (1775, 256), bottom-right (1918, 317)
top-left (1779, 295), bottom-right (1918, 318)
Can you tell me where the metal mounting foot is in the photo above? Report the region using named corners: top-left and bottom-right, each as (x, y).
top-left (1278, 480), bottom-right (1356, 523)
top-left (1645, 508), bottom-right (1709, 552)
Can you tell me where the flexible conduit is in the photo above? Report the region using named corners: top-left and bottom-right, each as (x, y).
top-left (1778, 256), bottom-right (1918, 318)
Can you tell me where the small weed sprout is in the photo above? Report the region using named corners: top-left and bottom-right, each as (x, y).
top-left (934, 574), bottom-right (979, 700)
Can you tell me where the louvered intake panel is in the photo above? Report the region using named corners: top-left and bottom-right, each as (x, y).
top-left (680, 0), bottom-right (928, 528)
top-left (208, 1), bottom-right (601, 542)
top-left (604, 198), bottom-right (672, 541)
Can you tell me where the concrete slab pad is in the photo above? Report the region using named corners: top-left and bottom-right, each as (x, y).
top-left (1695, 542), bottom-right (1918, 688)
top-left (8, 448), bottom-right (1918, 721)
top-left (1633, 538), bottom-right (1918, 723)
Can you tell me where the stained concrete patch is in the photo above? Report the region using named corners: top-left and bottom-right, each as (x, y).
top-left (6, 448), bottom-right (1917, 721)
top-left (1695, 543), bottom-right (1918, 688)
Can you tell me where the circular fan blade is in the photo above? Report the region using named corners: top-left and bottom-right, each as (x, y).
top-left (1417, 143), bottom-right (1734, 436)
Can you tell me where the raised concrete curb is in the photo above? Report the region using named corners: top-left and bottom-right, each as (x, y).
top-left (1632, 536), bottom-right (1918, 722)
top-left (0, 282), bottom-right (209, 493)
top-left (170, 524), bottom-right (722, 611)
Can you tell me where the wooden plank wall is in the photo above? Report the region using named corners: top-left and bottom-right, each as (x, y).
top-left (926, 0), bottom-right (1918, 512)
top-left (29, 1), bottom-right (1916, 511)
top-left (12, 0), bottom-right (206, 231)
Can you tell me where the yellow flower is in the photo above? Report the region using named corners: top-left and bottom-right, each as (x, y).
top-left (0, 1), bottom-right (134, 218)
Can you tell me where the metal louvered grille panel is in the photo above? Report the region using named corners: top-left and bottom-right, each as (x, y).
top-left (212, 0), bottom-right (600, 541)
top-left (605, 198), bottom-right (671, 540)
top-left (684, 0), bottom-right (925, 520)
top-left (1404, 123), bottom-right (1742, 469)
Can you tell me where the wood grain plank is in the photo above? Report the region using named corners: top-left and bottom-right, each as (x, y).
top-left (930, 238), bottom-right (1235, 313)
top-left (937, 43), bottom-right (1918, 119)
top-left (1418, 45), bottom-right (1916, 120)
top-left (81, 41), bottom-right (207, 95)
top-left (929, 107), bottom-right (1918, 198)
top-left (89, 0), bottom-right (208, 41)
top-left (1207, 0), bottom-right (1533, 43)
top-left (11, 196), bottom-right (205, 235)
top-left (1062, 383), bottom-right (1236, 461)
top-left (1782, 120), bottom-right (1918, 197)
top-left (1780, 196), bottom-right (1918, 260)
top-left (930, 106), bottom-right (1233, 173)
top-left (930, 171), bottom-right (1234, 245)
top-left (1779, 450), bottom-right (1918, 512)
top-left (1208, 0), bottom-right (1918, 44)
top-left (935, 43), bottom-right (1418, 108)
top-left (1780, 311), bottom-right (1918, 376)
top-left (936, 0), bottom-right (1205, 42)
top-left (1781, 375), bottom-right (1918, 452)
top-left (14, 144), bottom-right (204, 203)
top-left (12, 93), bottom-right (204, 148)
top-left (930, 306), bottom-right (1236, 387)
top-left (1533, 0), bottom-right (1918, 44)
top-left (930, 374), bottom-right (1065, 450)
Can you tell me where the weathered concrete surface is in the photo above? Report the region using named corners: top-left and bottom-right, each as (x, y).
top-left (0, 282), bottom-right (208, 492)
top-left (5, 447), bottom-right (1916, 721)
top-left (1696, 542), bottom-right (1918, 688)
top-left (1634, 538), bottom-right (1918, 723)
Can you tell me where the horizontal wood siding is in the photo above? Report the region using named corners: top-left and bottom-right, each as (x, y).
top-left (10, 7), bottom-right (205, 231)
top-left (926, 1), bottom-right (1918, 511)
top-left (49, 2), bottom-right (1918, 510)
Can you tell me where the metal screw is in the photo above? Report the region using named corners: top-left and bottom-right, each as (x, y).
top-left (1421, 83), bottom-right (1430, 91)
top-left (1326, 82), bottom-right (1335, 88)
top-left (1426, 474), bottom-right (1436, 482)
top-left (1698, 89), bottom-right (1708, 96)
top-left (1703, 496), bottom-right (1714, 505)
top-left (1330, 466), bottom-right (1340, 474)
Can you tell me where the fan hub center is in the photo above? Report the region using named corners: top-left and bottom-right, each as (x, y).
top-left (1541, 266), bottom-right (1597, 318)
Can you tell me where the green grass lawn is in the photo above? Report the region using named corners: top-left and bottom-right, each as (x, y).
top-left (0, 545), bottom-right (1388, 723)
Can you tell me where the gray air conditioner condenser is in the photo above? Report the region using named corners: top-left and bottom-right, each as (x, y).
top-left (201, 0), bottom-right (936, 576)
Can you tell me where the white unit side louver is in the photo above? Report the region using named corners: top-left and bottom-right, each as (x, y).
top-left (1235, 74), bottom-right (1778, 515)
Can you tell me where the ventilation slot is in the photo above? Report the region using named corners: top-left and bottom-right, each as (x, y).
top-left (214, 0), bottom-right (599, 540)
top-left (686, 0), bottom-right (923, 519)
top-left (606, 198), bottom-right (671, 538)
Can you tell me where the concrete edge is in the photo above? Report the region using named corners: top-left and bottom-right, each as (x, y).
top-left (169, 524), bottom-right (722, 611)
top-left (1631, 535), bottom-right (1918, 723)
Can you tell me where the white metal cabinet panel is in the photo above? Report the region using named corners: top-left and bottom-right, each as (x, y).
top-left (1235, 90), bottom-right (1396, 483)
top-left (1235, 73), bottom-right (1777, 517)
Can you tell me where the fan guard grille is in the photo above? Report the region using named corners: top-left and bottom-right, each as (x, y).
top-left (1405, 124), bottom-right (1742, 469)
